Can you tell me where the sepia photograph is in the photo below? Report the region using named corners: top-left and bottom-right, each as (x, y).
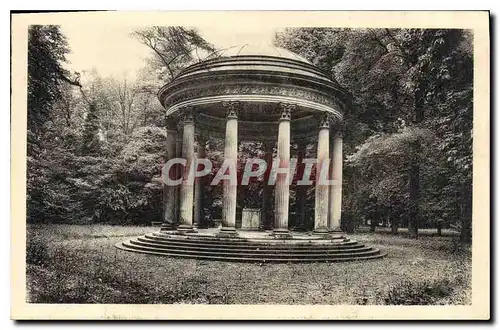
top-left (10, 11), bottom-right (490, 320)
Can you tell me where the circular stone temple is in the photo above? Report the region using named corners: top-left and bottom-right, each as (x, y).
top-left (116, 45), bottom-right (385, 262)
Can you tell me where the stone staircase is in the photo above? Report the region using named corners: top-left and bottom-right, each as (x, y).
top-left (116, 232), bottom-right (386, 263)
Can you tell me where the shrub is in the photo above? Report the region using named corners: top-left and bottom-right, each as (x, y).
top-left (26, 233), bottom-right (49, 266)
top-left (384, 279), bottom-right (453, 305)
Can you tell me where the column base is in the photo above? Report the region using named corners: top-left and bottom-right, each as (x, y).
top-left (290, 225), bottom-right (307, 232)
top-left (272, 228), bottom-right (292, 239)
top-left (216, 227), bottom-right (239, 238)
top-left (195, 222), bottom-right (209, 229)
top-left (313, 227), bottom-right (330, 237)
top-left (160, 222), bottom-right (177, 232)
top-left (329, 228), bottom-right (346, 239)
top-left (176, 224), bottom-right (197, 234)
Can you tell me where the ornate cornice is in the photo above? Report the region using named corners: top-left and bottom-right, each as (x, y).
top-left (158, 54), bottom-right (350, 143)
top-left (158, 57), bottom-right (350, 104)
top-left (166, 94), bottom-right (342, 123)
top-left (162, 81), bottom-right (343, 112)
top-left (159, 63), bottom-right (344, 90)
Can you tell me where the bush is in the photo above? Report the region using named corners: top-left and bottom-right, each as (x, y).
top-left (384, 279), bottom-right (453, 305)
top-left (26, 233), bottom-right (49, 266)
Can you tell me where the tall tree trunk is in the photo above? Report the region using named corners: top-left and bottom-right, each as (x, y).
top-left (459, 184), bottom-right (472, 243)
top-left (390, 208), bottom-right (398, 234)
top-left (408, 143), bottom-right (420, 239)
top-left (408, 79), bottom-right (426, 239)
top-left (391, 218), bottom-right (399, 234)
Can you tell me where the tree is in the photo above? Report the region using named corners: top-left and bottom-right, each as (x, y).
top-left (81, 102), bottom-right (101, 155)
top-left (133, 27), bottom-right (217, 81)
top-left (27, 25), bottom-right (71, 153)
top-left (275, 28), bottom-right (473, 240)
top-left (27, 25), bottom-right (80, 223)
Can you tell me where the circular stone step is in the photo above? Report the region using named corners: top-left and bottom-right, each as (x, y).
top-left (134, 236), bottom-right (371, 253)
top-left (149, 233), bottom-right (360, 246)
top-left (125, 240), bottom-right (379, 258)
top-left (140, 235), bottom-right (364, 250)
top-left (116, 230), bottom-right (386, 263)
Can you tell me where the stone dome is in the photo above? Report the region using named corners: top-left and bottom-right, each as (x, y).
top-left (212, 44), bottom-right (312, 64)
top-left (159, 42), bottom-right (348, 142)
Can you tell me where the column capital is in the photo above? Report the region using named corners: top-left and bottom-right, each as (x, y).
top-left (180, 106), bottom-right (194, 124)
top-left (166, 117), bottom-right (178, 131)
top-left (222, 101), bottom-right (240, 119)
top-left (278, 102), bottom-right (295, 121)
top-left (175, 120), bottom-right (183, 135)
top-left (166, 128), bottom-right (177, 136)
top-left (332, 130), bottom-right (343, 139)
top-left (331, 121), bottom-right (345, 138)
top-left (316, 112), bottom-right (332, 129)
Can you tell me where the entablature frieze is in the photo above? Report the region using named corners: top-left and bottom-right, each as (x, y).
top-left (162, 81), bottom-right (344, 113)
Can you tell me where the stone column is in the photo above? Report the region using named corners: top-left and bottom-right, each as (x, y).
top-left (314, 113), bottom-right (331, 234)
top-left (261, 141), bottom-right (274, 230)
top-left (219, 101), bottom-right (239, 237)
top-left (329, 125), bottom-right (344, 235)
top-left (177, 109), bottom-right (196, 232)
top-left (273, 103), bottom-right (293, 238)
top-left (161, 128), bottom-right (177, 231)
top-left (194, 135), bottom-right (207, 229)
top-left (174, 132), bottom-right (182, 226)
top-left (295, 142), bottom-right (307, 230)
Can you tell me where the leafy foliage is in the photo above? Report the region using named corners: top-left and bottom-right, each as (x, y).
top-left (275, 28), bottom-right (473, 240)
top-left (384, 279), bottom-right (454, 305)
top-left (133, 26), bottom-right (217, 81)
top-left (27, 26), bottom-right (217, 226)
top-left (27, 26), bottom-right (472, 242)
top-left (27, 26), bottom-right (70, 140)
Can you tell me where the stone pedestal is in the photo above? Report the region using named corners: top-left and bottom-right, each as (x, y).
top-left (241, 208), bottom-right (261, 230)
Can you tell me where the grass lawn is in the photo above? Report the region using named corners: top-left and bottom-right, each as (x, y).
top-left (26, 224), bottom-right (471, 305)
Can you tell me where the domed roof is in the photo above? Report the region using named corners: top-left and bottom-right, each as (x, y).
top-left (212, 44), bottom-right (312, 65)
